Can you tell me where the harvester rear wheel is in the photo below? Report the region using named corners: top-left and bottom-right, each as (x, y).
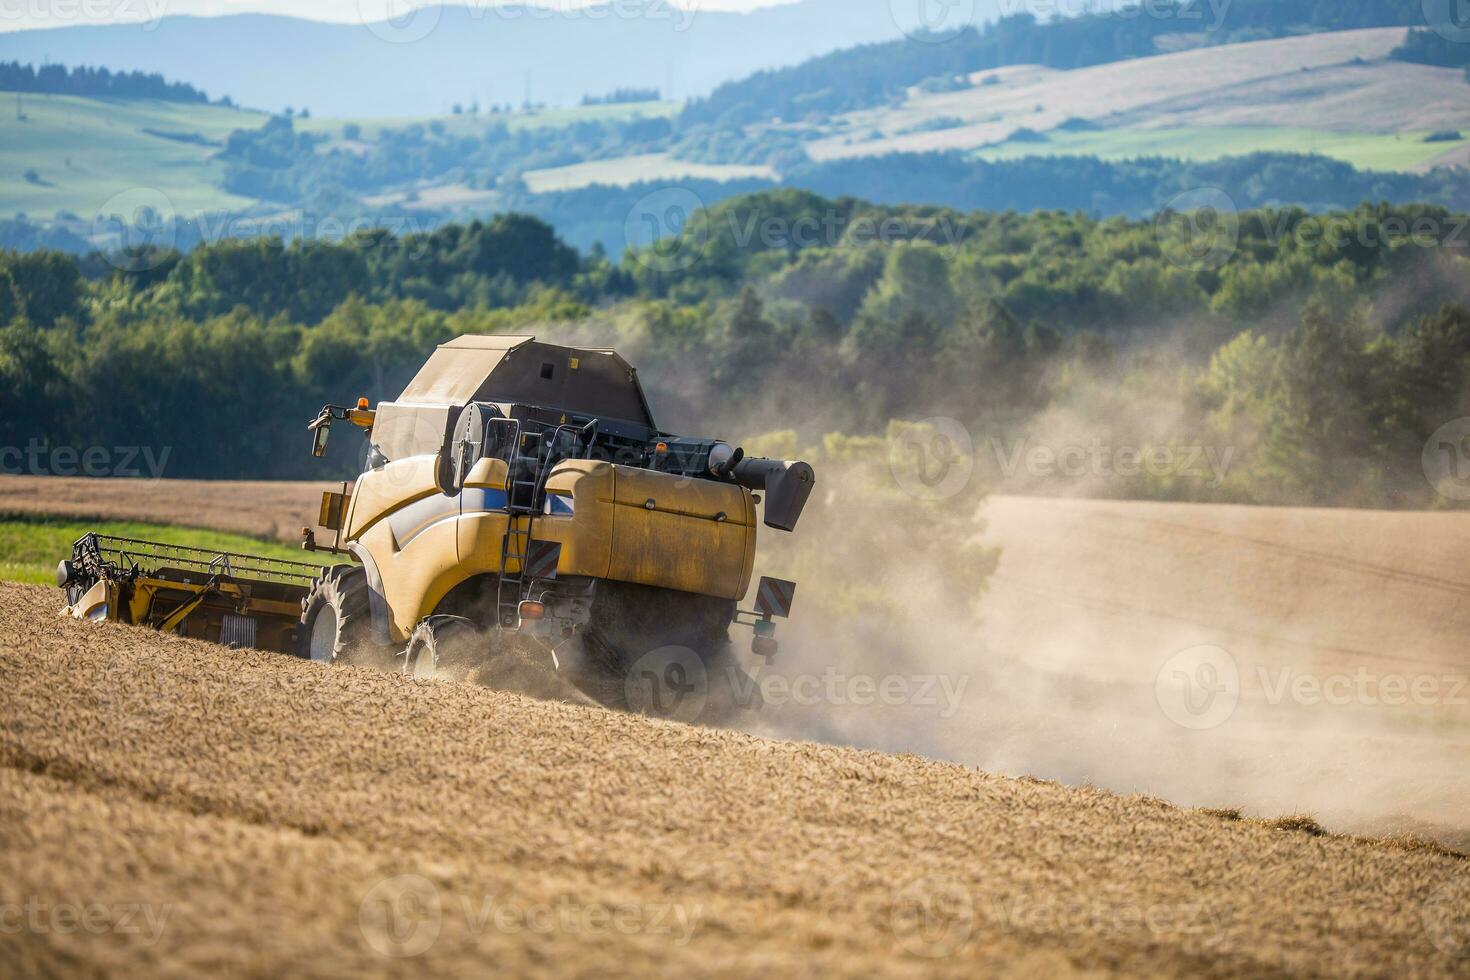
top-left (575, 580), bottom-right (763, 723)
top-left (298, 565), bottom-right (390, 669)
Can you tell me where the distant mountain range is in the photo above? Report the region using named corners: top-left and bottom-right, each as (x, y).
top-left (0, 0), bottom-right (979, 117)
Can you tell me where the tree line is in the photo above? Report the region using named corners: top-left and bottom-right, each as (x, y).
top-left (0, 61), bottom-right (220, 104)
top-left (3, 192), bottom-right (1469, 509)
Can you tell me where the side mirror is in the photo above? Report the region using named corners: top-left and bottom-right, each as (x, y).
top-left (311, 423), bottom-right (331, 458)
top-left (440, 403), bottom-right (488, 496)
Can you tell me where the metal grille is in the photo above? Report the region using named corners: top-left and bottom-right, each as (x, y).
top-left (80, 534), bottom-right (324, 586)
top-left (220, 614), bottom-right (258, 649)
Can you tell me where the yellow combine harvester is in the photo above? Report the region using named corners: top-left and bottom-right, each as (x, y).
top-left (59, 335), bottom-right (815, 716)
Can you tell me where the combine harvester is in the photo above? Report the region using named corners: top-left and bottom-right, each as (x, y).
top-left (57, 336), bottom-right (815, 715)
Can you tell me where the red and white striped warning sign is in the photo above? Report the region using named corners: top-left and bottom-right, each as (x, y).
top-left (755, 576), bottom-right (797, 618)
top-left (524, 540), bottom-right (562, 580)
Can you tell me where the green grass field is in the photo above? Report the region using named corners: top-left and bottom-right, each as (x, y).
top-left (0, 92), bottom-right (266, 220)
top-left (0, 516), bottom-right (316, 586)
top-left (974, 126), bottom-right (1469, 172)
top-left (0, 92), bottom-right (681, 223)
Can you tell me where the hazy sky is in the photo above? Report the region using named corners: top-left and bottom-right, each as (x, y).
top-left (0, 0), bottom-right (790, 34)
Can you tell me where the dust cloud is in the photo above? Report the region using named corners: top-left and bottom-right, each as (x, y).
top-left (733, 459), bottom-right (1470, 852)
top-left (499, 313), bottom-right (1470, 849)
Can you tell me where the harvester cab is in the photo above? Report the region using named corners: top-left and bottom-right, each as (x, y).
top-left (299, 335), bottom-right (815, 713)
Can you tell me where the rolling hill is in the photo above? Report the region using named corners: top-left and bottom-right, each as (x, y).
top-left (802, 28), bottom-right (1470, 168)
top-left (0, 92), bottom-right (688, 225)
top-left (0, 1), bottom-right (917, 118)
top-left (0, 93), bottom-right (264, 221)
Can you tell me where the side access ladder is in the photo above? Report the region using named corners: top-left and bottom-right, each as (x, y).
top-left (493, 420), bottom-right (596, 629)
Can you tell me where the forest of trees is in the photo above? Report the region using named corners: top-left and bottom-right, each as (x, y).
top-left (3, 191), bottom-right (1470, 510)
top-left (1391, 28), bottom-right (1470, 70)
top-left (0, 61), bottom-right (219, 104)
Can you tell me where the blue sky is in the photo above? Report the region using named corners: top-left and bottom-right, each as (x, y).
top-left (0, 0), bottom-right (788, 34)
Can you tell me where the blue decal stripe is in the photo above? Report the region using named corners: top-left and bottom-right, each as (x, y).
top-left (463, 488), bottom-right (510, 513)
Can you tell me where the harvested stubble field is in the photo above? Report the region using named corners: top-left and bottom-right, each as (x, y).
top-left (0, 475), bottom-right (324, 543)
top-left (3, 474), bottom-right (1469, 974)
top-left (1, 581), bottom-right (1468, 977)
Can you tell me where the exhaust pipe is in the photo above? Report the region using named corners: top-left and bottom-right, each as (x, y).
top-left (732, 458), bottom-right (816, 532)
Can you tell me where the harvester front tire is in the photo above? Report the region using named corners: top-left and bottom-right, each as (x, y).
top-left (403, 616), bottom-right (482, 683)
top-left (298, 566), bottom-right (390, 669)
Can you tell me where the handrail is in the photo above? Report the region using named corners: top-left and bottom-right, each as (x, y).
top-left (81, 534), bottom-right (323, 585)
